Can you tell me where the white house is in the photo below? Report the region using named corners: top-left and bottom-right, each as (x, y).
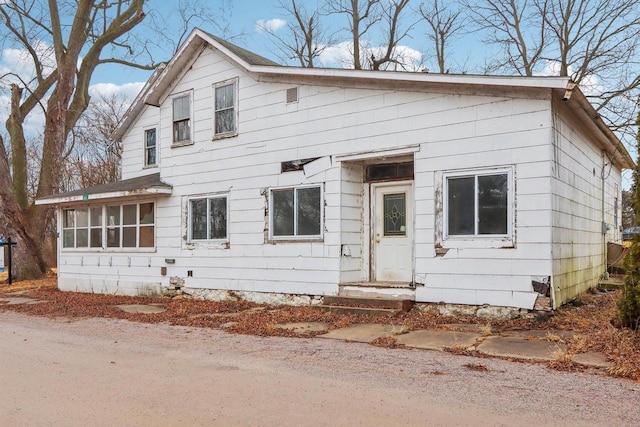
top-left (37, 29), bottom-right (633, 311)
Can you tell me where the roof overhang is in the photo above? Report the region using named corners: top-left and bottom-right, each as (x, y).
top-left (35, 173), bottom-right (173, 206)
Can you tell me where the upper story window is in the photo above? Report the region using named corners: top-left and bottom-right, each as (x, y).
top-left (62, 202), bottom-right (155, 250)
top-left (145, 128), bottom-right (157, 166)
top-left (189, 195), bottom-right (228, 242)
top-left (172, 93), bottom-right (191, 144)
top-left (444, 168), bottom-right (512, 241)
top-left (270, 185), bottom-right (322, 239)
top-left (213, 78), bottom-right (238, 138)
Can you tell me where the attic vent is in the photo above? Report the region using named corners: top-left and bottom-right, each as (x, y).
top-left (286, 87), bottom-right (298, 103)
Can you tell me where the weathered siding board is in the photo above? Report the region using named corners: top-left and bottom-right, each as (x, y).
top-left (550, 96), bottom-right (621, 307)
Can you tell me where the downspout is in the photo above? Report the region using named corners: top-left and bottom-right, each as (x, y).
top-left (601, 151), bottom-right (609, 281)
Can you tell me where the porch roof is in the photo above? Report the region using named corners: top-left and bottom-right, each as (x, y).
top-left (35, 173), bottom-right (172, 205)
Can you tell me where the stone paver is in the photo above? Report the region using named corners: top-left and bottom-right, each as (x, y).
top-left (0, 297), bottom-right (43, 305)
top-left (275, 322), bottom-right (328, 334)
top-left (477, 336), bottom-right (567, 361)
top-left (573, 352), bottom-right (614, 369)
top-left (319, 324), bottom-right (407, 343)
top-left (396, 330), bottom-right (481, 351)
top-left (115, 304), bottom-right (166, 314)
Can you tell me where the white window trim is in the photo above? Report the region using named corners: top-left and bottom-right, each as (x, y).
top-left (171, 90), bottom-right (193, 147)
top-left (144, 127), bottom-right (158, 168)
top-left (187, 193), bottom-right (230, 245)
top-left (269, 184), bottom-right (324, 241)
top-left (61, 203), bottom-right (156, 253)
top-left (212, 77), bottom-right (239, 140)
top-left (442, 167), bottom-right (515, 249)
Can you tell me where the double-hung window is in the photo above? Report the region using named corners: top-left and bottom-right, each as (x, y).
top-left (145, 128), bottom-right (157, 166)
top-left (173, 93), bottom-right (191, 144)
top-left (62, 207), bottom-right (89, 248)
top-left (270, 186), bottom-right (322, 239)
top-left (213, 78), bottom-right (237, 137)
top-left (189, 195), bottom-right (228, 241)
top-left (445, 169), bottom-right (511, 240)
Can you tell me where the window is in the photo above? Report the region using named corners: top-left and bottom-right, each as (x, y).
top-left (270, 186), bottom-right (322, 238)
top-left (445, 170), bottom-right (510, 238)
top-left (145, 128), bottom-right (157, 166)
top-left (63, 203), bottom-right (154, 250)
top-left (173, 94), bottom-right (191, 143)
top-left (189, 195), bottom-right (228, 241)
top-left (214, 79), bottom-right (237, 137)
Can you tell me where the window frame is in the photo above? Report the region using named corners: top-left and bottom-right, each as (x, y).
top-left (144, 127), bottom-right (157, 167)
top-left (442, 167), bottom-right (514, 248)
top-left (212, 77), bottom-right (238, 139)
top-left (269, 184), bottom-right (323, 241)
top-left (61, 202), bottom-right (156, 252)
top-left (187, 194), bottom-right (230, 243)
top-left (171, 91), bottom-right (193, 147)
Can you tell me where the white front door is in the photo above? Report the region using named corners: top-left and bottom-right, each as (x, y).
top-left (372, 182), bottom-right (413, 282)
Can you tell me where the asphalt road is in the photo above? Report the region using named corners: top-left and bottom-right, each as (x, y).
top-left (1, 311), bottom-right (638, 426)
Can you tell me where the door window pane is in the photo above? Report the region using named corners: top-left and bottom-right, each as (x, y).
top-left (383, 193), bottom-right (406, 236)
top-left (448, 177), bottom-right (474, 235)
top-left (107, 228), bottom-right (120, 247)
top-left (107, 206), bottom-right (120, 226)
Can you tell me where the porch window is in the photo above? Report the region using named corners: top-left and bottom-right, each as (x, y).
top-left (270, 186), bottom-right (322, 238)
top-left (172, 93), bottom-right (191, 143)
top-left (189, 195), bottom-right (228, 241)
top-left (63, 202), bottom-right (155, 250)
top-left (445, 170), bottom-right (510, 238)
top-left (213, 78), bottom-right (237, 137)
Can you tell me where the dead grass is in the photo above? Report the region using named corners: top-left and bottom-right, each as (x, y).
top-left (464, 363), bottom-right (490, 372)
top-left (1, 276), bottom-right (639, 380)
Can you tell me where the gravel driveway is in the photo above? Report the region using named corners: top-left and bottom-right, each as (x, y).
top-left (1, 311), bottom-right (638, 426)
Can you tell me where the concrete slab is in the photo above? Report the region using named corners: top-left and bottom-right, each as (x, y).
top-left (440, 323), bottom-right (494, 334)
top-left (503, 329), bottom-right (576, 340)
top-left (396, 330), bottom-right (481, 351)
top-left (275, 322), bottom-right (329, 334)
top-left (0, 296), bottom-right (43, 305)
top-left (115, 304), bottom-right (166, 314)
top-left (319, 324), bottom-right (407, 343)
top-left (477, 336), bottom-right (567, 361)
top-left (573, 352), bottom-right (614, 369)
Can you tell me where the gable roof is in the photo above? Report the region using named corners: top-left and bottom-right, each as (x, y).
top-left (111, 28), bottom-right (634, 170)
top-left (35, 173), bottom-right (172, 205)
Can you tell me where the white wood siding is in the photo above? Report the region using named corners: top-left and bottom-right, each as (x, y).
top-left (57, 44), bottom-right (619, 310)
top-left (550, 97), bottom-right (622, 307)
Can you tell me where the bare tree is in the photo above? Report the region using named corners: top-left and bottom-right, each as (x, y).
top-left (0, 1), bottom-right (161, 279)
top-left (259, 0), bottom-right (332, 67)
top-left (418, 0), bottom-right (464, 73)
top-left (325, 0), bottom-right (382, 69)
top-left (462, 0), bottom-right (548, 76)
top-left (370, 0), bottom-right (415, 70)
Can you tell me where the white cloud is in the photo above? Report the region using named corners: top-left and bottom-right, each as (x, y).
top-left (1, 41), bottom-right (56, 84)
top-left (319, 40), bottom-right (424, 71)
top-left (256, 18), bottom-right (287, 33)
top-left (535, 59), bottom-right (603, 96)
top-left (88, 82), bottom-right (146, 101)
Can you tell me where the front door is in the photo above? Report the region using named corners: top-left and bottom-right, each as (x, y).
top-left (372, 182), bottom-right (413, 282)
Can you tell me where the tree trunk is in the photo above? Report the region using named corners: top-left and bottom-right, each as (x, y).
top-left (0, 136), bottom-right (47, 280)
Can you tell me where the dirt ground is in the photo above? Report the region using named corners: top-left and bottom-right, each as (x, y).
top-left (1, 311), bottom-right (639, 426)
top-left (1, 274), bottom-right (639, 381)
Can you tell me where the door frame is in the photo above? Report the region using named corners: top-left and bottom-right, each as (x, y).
top-left (369, 180), bottom-right (414, 283)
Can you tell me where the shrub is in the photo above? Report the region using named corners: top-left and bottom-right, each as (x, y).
top-left (617, 236), bottom-right (640, 329)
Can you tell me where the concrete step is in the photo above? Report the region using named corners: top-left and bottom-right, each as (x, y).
top-left (314, 305), bottom-right (401, 317)
top-left (323, 296), bottom-right (413, 312)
